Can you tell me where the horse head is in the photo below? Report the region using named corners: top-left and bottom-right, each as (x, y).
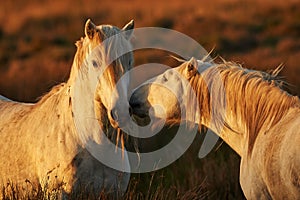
top-left (70, 19), bottom-right (134, 131)
top-left (129, 57), bottom-right (201, 126)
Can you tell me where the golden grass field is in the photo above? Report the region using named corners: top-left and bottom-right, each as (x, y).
top-left (0, 0), bottom-right (299, 199)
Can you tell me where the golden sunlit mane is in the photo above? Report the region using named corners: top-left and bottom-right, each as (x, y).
top-left (36, 83), bottom-right (66, 105)
top-left (74, 37), bottom-right (90, 70)
top-left (183, 60), bottom-right (299, 154)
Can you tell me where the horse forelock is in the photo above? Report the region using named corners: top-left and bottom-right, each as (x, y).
top-left (185, 60), bottom-right (299, 154)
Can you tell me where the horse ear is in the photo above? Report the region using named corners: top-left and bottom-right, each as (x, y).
top-left (122, 20), bottom-right (134, 40)
top-left (85, 19), bottom-right (97, 40)
top-left (185, 57), bottom-right (198, 79)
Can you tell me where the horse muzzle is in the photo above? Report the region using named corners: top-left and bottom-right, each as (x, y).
top-left (109, 106), bottom-right (131, 129)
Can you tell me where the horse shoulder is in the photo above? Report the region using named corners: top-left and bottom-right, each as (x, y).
top-left (242, 107), bottom-right (300, 199)
top-left (278, 109), bottom-right (300, 198)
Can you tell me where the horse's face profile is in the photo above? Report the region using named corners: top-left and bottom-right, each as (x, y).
top-left (78, 19), bottom-right (134, 128)
top-left (130, 58), bottom-right (200, 124)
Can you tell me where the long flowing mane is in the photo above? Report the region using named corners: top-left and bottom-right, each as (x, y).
top-left (185, 61), bottom-right (300, 154)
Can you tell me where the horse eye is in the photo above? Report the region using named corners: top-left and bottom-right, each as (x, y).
top-left (92, 60), bottom-right (98, 68)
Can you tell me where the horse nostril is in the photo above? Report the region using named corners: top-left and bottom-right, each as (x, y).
top-left (110, 108), bottom-right (119, 121)
top-left (129, 106), bottom-right (133, 117)
top-left (129, 101), bottom-right (142, 110)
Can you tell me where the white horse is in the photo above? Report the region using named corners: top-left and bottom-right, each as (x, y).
top-left (0, 19), bottom-right (134, 198)
top-left (129, 57), bottom-right (300, 199)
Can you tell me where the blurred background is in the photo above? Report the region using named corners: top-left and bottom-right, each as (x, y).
top-left (0, 0), bottom-right (299, 199)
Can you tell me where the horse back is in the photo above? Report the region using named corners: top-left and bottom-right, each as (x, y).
top-left (0, 95), bottom-right (11, 101)
top-left (0, 98), bottom-right (33, 124)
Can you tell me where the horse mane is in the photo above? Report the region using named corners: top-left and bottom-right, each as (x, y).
top-left (36, 83), bottom-right (67, 105)
top-left (185, 60), bottom-right (300, 154)
top-left (69, 25), bottom-right (134, 153)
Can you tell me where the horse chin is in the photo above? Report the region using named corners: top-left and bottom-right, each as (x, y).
top-left (108, 116), bottom-right (120, 129)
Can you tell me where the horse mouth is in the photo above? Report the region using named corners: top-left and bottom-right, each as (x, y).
top-left (129, 98), bottom-right (152, 126)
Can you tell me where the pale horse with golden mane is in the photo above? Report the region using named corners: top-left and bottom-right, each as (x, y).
top-left (129, 57), bottom-right (300, 199)
top-left (0, 19), bottom-right (134, 198)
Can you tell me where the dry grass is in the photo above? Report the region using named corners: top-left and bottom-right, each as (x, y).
top-left (1, 135), bottom-right (242, 200)
top-left (0, 0), bottom-right (299, 199)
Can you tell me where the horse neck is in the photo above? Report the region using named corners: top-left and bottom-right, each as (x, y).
top-left (187, 67), bottom-right (243, 156)
top-left (35, 84), bottom-right (78, 140)
top-left (36, 84), bottom-right (70, 114)
top-left (199, 65), bottom-right (299, 156)
top-left (67, 60), bottom-right (130, 170)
